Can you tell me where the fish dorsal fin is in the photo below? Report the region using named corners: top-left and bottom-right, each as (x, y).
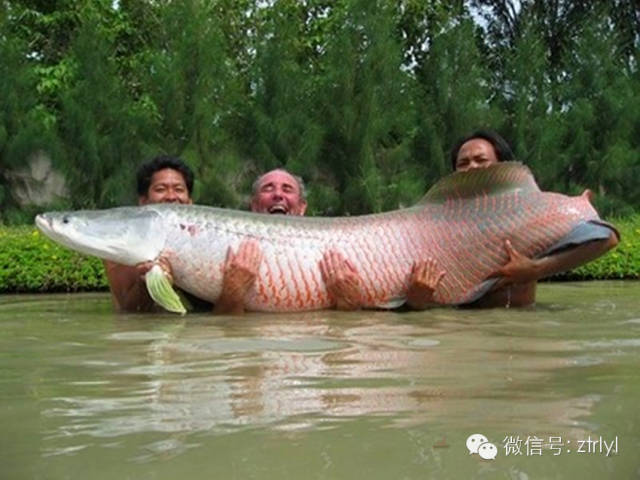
top-left (417, 162), bottom-right (540, 204)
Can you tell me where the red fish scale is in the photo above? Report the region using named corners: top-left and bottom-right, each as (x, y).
top-left (402, 192), bottom-right (600, 304)
top-left (160, 165), bottom-right (605, 311)
top-left (375, 224), bottom-right (397, 303)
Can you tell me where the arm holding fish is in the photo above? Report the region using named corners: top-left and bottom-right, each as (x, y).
top-left (405, 258), bottom-right (447, 310)
top-left (477, 229), bottom-right (619, 308)
top-left (214, 243), bottom-right (366, 313)
top-left (319, 251), bottom-right (364, 310)
top-left (214, 240), bottom-right (263, 314)
top-left (318, 253), bottom-right (447, 311)
top-left (492, 231), bottom-right (619, 288)
top-left (104, 261), bottom-right (155, 312)
top-left (104, 254), bottom-right (173, 312)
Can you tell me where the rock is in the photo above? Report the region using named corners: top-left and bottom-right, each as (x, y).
top-left (5, 151), bottom-right (68, 206)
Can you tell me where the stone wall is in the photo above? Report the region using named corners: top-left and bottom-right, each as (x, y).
top-left (5, 152), bottom-right (68, 206)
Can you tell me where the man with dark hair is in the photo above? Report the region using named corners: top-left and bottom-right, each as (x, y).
top-left (105, 155), bottom-right (243, 313)
top-left (449, 129), bottom-right (514, 171)
top-left (136, 155), bottom-right (195, 199)
top-left (105, 156), bottom-right (196, 312)
top-left (431, 129), bottom-right (618, 308)
top-left (283, 130), bottom-right (618, 310)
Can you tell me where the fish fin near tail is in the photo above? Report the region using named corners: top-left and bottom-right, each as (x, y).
top-left (145, 265), bottom-right (187, 314)
top-left (375, 296), bottom-right (406, 310)
top-left (539, 220), bottom-right (619, 257)
top-left (458, 278), bottom-right (500, 305)
top-left (417, 162), bottom-right (540, 205)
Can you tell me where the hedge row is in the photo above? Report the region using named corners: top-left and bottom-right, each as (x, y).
top-left (555, 215), bottom-right (640, 281)
top-left (0, 226), bottom-right (107, 293)
top-left (1, 215), bottom-right (639, 293)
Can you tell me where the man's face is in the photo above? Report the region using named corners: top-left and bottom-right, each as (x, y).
top-left (139, 168), bottom-right (192, 205)
top-left (250, 170), bottom-right (307, 216)
top-left (455, 139), bottom-right (499, 172)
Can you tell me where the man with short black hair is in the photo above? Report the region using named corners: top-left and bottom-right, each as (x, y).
top-left (104, 155), bottom-right (196, 312)
top-left (414, 129), bottom-right (619, 308)
top-left (135, 155), bottom-right (195, 202)
top-left (449, 129), bottom-right (515, 171)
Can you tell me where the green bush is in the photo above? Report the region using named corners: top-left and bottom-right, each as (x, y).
top-left (555, 214), bottom-right (640, 280)
top-left (0, 216), bottom-right (638, 293)
top-left (0, 226), bottom-right (107, 292)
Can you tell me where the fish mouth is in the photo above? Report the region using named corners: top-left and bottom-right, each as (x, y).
top-left (268, 205), bottom-right (288, 214)
top-left (35, 214), bottom-right (50, 231)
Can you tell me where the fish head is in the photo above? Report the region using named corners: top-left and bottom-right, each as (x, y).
top-left (35, 206), bottom-right (166, 265)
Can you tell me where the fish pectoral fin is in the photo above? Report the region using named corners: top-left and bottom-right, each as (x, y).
top-left (375, 296), bottom-right (406, 310)
top-left (145, 264), bottom-right (187, 315)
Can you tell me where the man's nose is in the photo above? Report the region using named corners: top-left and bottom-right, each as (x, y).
top-left (165, 189), bottom-right (179, 202)
top-left (468, 159), bottom-right (484, 170)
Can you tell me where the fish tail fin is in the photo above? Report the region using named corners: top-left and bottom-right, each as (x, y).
top-left (374, 296), bottom-right (407, 310)
top-left (145, 264), bottom-right (187, 314)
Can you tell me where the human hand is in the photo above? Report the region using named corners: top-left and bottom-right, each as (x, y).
top-left (217, 240), bottom-right (263, 310)
top-left (135, 253), bottom-right (174, 284)
top-left (491, 240), bottom-right (540, 288)
top-left (406, 257), bottom-right (445, 307)
top-left (318, 250), bottom-right (363, 311)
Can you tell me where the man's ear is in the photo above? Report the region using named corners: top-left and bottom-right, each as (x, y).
top-left (138, 195), bottom-right (149, 206)
top-left (298, 200), bottom-right (307, 216)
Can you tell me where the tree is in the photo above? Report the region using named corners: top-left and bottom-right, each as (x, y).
top-left (311, 0), bottom-right (422, 214)
top-left (414, 17), bottom-right (500, 181)
top-left (559, 14), bottom-right (640, 215)
top-left (132, 0), bottom-right (248, 207)
top-left (56, 8), bottom-right (150, 208)
top-left (0, 24), bottom-right (59, 222)
top-left (495, 19), bottom-right (566, 187)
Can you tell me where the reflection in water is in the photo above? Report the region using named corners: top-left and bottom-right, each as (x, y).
top-left (43, 308), bottom-right (602, 444)
top-left (2, 284), bottom-right (639, 478)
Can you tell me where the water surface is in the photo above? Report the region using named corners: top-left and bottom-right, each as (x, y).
top-left (1, 282), bottom-right (639, 479)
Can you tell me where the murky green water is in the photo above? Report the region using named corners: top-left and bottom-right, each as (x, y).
top-left (1, 281), bottom-right (639, 479)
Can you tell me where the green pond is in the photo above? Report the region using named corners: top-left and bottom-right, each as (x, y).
top-left (1, 281), bottom-right (639, 479)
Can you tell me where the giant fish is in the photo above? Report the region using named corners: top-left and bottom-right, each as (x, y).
top-left (35, 163), bottom-right (616, 313)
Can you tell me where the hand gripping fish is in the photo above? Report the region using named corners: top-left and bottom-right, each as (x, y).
top-left (35, 163), bottom-right (617, 313)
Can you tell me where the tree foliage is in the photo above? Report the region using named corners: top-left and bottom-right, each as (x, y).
top-left (0, 0), bottom-right (638, 222)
